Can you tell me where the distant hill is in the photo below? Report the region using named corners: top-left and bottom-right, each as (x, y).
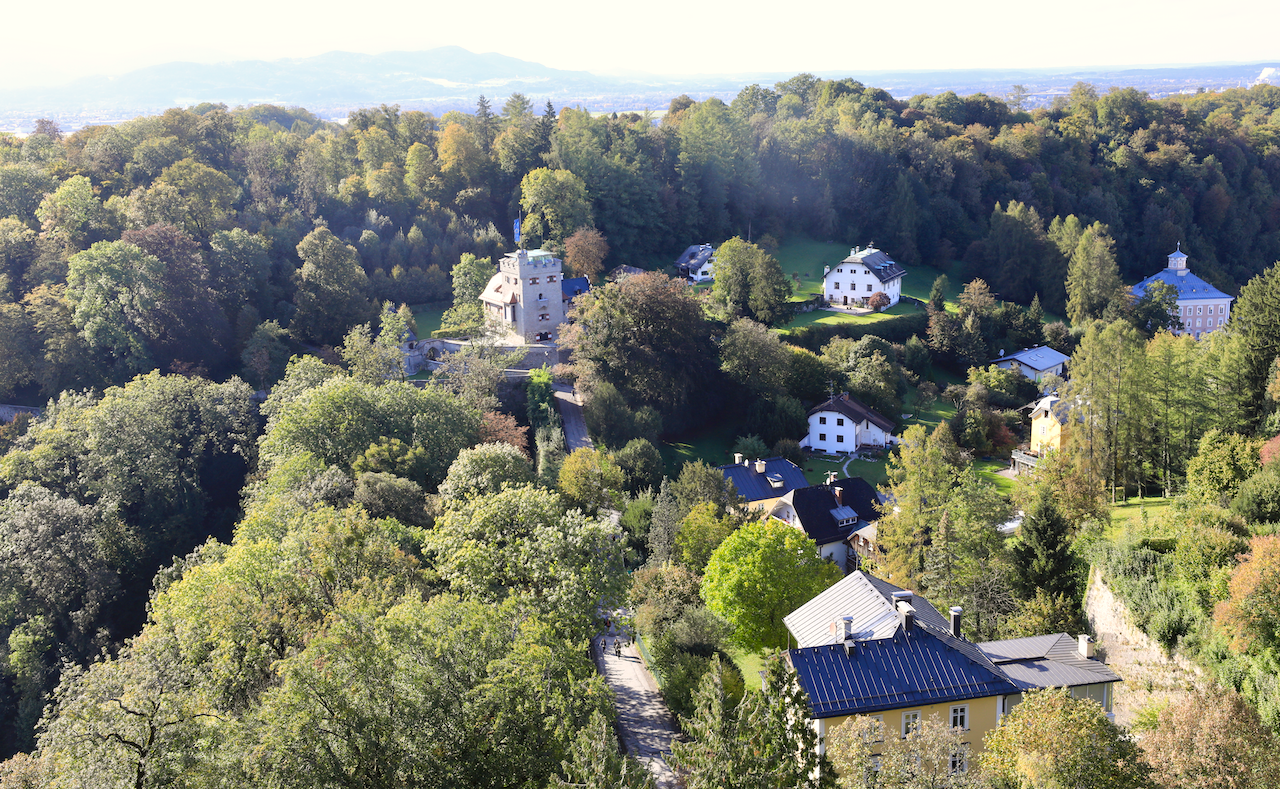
top-left (1, 47), bottom-right (1276, 133)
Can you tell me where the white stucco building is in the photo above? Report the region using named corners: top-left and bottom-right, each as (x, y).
top-left (823, 246), bottom-right (906, 308)
top-left (801, 393), bottom-right (895, 454)
top-left (1131, 245), bottom-right (1233, 339)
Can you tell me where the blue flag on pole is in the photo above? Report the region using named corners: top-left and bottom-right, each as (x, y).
top-left (513, 217), bottom-right (521, 245)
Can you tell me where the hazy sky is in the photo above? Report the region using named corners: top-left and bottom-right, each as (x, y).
top-left (3, 0), bottom-right (1275, 90)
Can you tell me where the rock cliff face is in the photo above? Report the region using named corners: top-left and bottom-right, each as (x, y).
top-left (1084, 567), bottom-right (1202, 727)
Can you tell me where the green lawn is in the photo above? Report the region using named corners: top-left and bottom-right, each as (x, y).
top-left (728, 647), bottom-right (766, 692)
top-left (972, 459), bottom-right (1015, 497)
top-left (1106, 497), bottom-right (1174, 540)
top-left (800, 453), bottom-right (889, 488)
top-left (410, 302), bottom-right (448, 337)
top-left (660, 419), bottom-right (740, 477)
top-left (781, 300), bottom-right (923, 331)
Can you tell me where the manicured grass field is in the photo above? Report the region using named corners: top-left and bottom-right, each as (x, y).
top-left (659, 419), bottom-right (740, 477)
top-left (410, 302), bottom-right (448, 337)
top-left (1106, 497), bottom-right (1174, 540)
top-left (728, 647), bottom-right (765, 691)
top-left (781, 300), bottom-right (923, 331)
top-left (972, 459), bottom-right (1016, 497)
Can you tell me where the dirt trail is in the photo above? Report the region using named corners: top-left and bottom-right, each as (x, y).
top-left (1084, 568), bottom-right (1201, 727)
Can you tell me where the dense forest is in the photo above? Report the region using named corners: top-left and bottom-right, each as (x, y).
top-left (2, 80), bottom-right (1280, 400)
top-left (4, 76), bottom-right (1280, 787)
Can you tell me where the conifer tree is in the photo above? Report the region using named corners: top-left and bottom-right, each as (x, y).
top-left (1009, 490), bottom-right (1076, 601)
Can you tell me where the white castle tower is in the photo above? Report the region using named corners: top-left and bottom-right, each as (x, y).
top-left (479, 248), bottom-right (566, 344)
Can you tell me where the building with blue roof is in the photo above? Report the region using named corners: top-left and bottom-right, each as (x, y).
top-left (717, 454), bottom-right (809, 512)
top-left (1131, 245), bottom-right (1233, 339)
top-left (991, 346), bottom-right (1069, 383)
top-left (785, 572), bottom-right (1121, 762)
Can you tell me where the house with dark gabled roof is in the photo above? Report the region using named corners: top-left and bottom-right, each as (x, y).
top-left (801, 393), bottom-right (895, 455)
top-left (784, 572), bottom-right (1122, 762)
top-left (823, 246), bottom-right (907, 308)
top-left (675, 243), bottom-right (715, 282)
top-left (769, 477), bottom-right (884, 571)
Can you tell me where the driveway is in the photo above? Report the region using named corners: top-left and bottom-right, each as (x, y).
top-left (552, 383), bottom-right (594, 452)
top-left (594, 624), bottom-right (678, 788)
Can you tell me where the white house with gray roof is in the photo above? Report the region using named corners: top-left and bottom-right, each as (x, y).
top-left (992, 345), bottom-right (1069, 383)
top-left (823, 246), bottom-right (906, 308)
top-left (1131, 245), bottom-right (1233, 339)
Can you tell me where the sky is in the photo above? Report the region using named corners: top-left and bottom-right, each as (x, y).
top-left (2, 0), bottom-right (1276, 90)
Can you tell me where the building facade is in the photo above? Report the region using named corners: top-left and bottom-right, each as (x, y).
top-left (1131, 245), bottom-right (1233, 339)
top-left (991, 346), bottom-right (1069, 383)
top-left (801, 393), bottom-right (895, 454)
top-left (478, 249), bottom-right (566, 344)
top-left (823, 246), bottom-right (906, 308)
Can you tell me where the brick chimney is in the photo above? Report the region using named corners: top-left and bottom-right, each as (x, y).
top-left (833, 486), bottom-right (843, 506)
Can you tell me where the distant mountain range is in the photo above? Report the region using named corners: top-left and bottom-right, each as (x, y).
top-left (1, 46), bottom-right (1277, 133)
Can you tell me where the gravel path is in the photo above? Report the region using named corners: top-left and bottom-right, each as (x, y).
top-left (594, 625), bottom-right (678, 788)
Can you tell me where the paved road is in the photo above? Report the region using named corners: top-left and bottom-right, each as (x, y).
top-left (552, 383), bottom-right (594, 452)
top-left (594, 627), bottom-right (678, 788)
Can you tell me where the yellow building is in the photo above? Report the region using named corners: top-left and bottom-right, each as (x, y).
top-left (785, 573), bottom-right (1119, 767)
top-left (1029, 394), bottom-right (1068, 454)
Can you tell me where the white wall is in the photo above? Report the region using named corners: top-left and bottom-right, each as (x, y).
top-left (802, 410), bottom-right (890, 452)
top-left (823, 266), bottom-right (903, 308)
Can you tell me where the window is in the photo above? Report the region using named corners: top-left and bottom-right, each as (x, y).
top-left (837, 418), bottom-right (845, 426)
top-left (819, 416), bottom-right (827, 425)
top-left (1218, 318), bottom-right (1223, 326)
top-left (951, 751), bottom-right (968, 774)
top-left (529, 277), bottom-right (539, 285)
top-left (818, 433), bottom-right (827, 441)
top-left (902, 711), bottom-right (921, 737)
top-left (837, 268), bottom-right (843, 273)
top-left (834, 282), bottom-right (841, 289)
top-left (867, 715), bottom-right (885, 744)
top-left (538, 313), bottom-right (550, 322)
top-left (1197, 305), bottom-right (1203, 315)
top-left (836, 434), bottom-right (844, 443)
top-left (547, 275), bottom-right (557, 282)
top-left (1039, 425), bottom-right (1046, 436)
top-left (1219, 305), bottom-right (1225, 314)
top-left (867, 284), bottom-right (873, 292)
top-left (538, 292), bottom-right (546, 301)
top-left (1197, 319), bottom-right (1202, 328)
top-left (950, 704), bottom-right (968, 731)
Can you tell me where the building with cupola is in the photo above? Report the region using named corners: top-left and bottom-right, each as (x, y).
top-left (1131, 245), bottom-right (1233, 339)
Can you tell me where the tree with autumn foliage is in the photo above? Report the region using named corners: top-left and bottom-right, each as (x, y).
top-left (1138, 685), bottom-right (1280, 789)
top-left (1214, 535), bottom-right (1280, 653)
top-left (563, 227), bottom-right (608, 282)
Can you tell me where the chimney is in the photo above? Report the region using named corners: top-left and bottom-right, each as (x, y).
top-left (1078, 634), bottom-right (1095, 659)
top-left (824, 471), bottom-right (838, 486)
top-left (950, 607), bottom-right (963, 638)
top-left (734, 452), bottom-right (743, 466)
top-left (892, 591), bottom-right (915, 632)
top-left (833, 486), bottom-right (843, 506)
top-left (755, 459), bottom-right (766, 474)
top-left (844, 637), bottom-right (856, 658)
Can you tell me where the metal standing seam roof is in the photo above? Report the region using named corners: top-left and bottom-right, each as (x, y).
top-left (992, 346), bottom-right (1070, 371)
top-left (1131, 268), bottom-right (1234, 302)
top-left (789, 626), bottom-right (1020, 718)
top-left (716, 457), bottom-right (808, 503)
top-left (978, 633), bottom-right (1122, 690)
top-left (784, 571), bottom-right (950, 648)
top-left (1029, 395), bottom-right (1069, 426)
top-left (560, 276), bottom-right (589, 301)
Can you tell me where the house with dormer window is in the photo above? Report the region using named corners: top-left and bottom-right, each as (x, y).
top-left (1131, 244), bottom-right (1233, 339)
top-left (823, 246), bottom-right (906, 308)
top-left (784, 572), bottom-right (1122, 763)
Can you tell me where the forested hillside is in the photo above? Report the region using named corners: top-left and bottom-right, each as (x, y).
top-left (3, 75), bottom-right (1280, 786)
top-left (2, 80), bottom-right (1280, 399)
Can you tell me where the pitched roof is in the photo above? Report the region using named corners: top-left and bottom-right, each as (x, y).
top-left (561, 277), bottom-right (589, 301)
top-left (1029, 394), bottom-right (1069, 426)
top-left (992, 346), bottom-right (1070, 371)
top-left (787, 580), bottom-right (1123, 720)
top-left (807, 393), bottom-right (895, 433)
top-left (479, 272), bottom-right (518, 305)
top-left (777, 477), bottom-right (880, 547)
top-left (716, 456), bottom-right (808, 503)
top-left (830, 247), bottom-right (906, 284)
top-left (675, 243), bottom-right (715, 270)
top-left (978, 633), bottom-right (1122, 690)
top-left (1131, 268), bottom-right (1233, 302)
top-left (789, 627), bottom-right (1019, 718)
top-left (784, 571), bottom-right (949, 648)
